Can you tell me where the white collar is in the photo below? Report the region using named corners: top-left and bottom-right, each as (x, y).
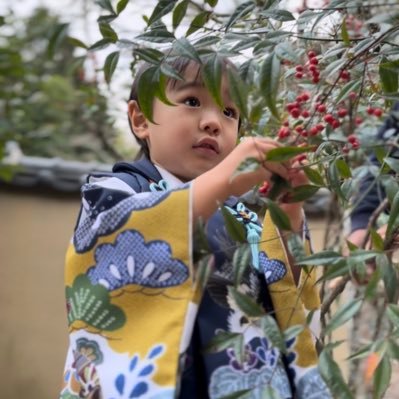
top-left (154, 164), bottom-right (184, 189)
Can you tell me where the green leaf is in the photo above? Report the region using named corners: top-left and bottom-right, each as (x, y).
top-left (286, 233), bottom-right (306, 263)
top-left (133, 47), bottom-right (164, 64)
top-left (373, 356), bottom-right (391, 399)
top-left (283, 325), bottom-right (305, 341)
top-left (172, 37), bottom-right (202, 64)
top-left (227, 67), bottom-right (249, 119)
top-left (89, 38), bottom-right (113, 50)
top-left (265, 146), bottom-right (313, 162)
top-left (232, 245), bottom-right (251, 287)
top-left (148, 0), bottom-right (177, 26)
top-left (318, 260), bottom-right (349, 282)
top-left (335, 79), bottom-right (361, 104)
top-left (103, 51), bottom-right (120, 84)
top-left (274, 42), bottom-right (299, 64)
top-left (99, 22), bottom-right (118, 42)
top-left (233, 157), bottom-right (260, 179)
top-left (195, 254), bottom-right (213, 291)
top-left (257, 386), bottom-right (283, 399)
top-left (348, 249), bottom-right (380, 262)
top-left (260, 315), bottom-right (285, 352)
top-left (260, 9), bottom-right (295, 22)
top-left (48, 23), bottom-right (69, 57)
top-left (116, 0), bottom-right (129, 15)
top-left (263, 198), bottom-right (291, 231)
top-left (186, 11), bottom-right (211, 36)
top-left (319, 350), bottom-right (353, 399)
top-left (95, 0), bottom-right (115, 14)
top-left (260, 52), bottom-right (281, 120)
top-left (205, 331), bottom-right (243, 354)
top-left (377, 254), bottom-right (398, 303)
top-left (137, 29), bottom-right (175, 43)
top-left (137, 66), bottom-right (158, 123)
top-left (388, 339), bottom-right (399, 360)
top-left (380, 57), bottom-right (399, 95)
top-left (296, 250), bottom-right (343, 266)
top-left (194, 35), bottom-right (221, 47)
top-left (67, 36), bottom-right (88, 49)
top-left (341, 17), bottom-right (350, 46)
top-left (266, 175), bottom-right (290, 201)
top-left (324, 299), bottom-right (362, 335)
top-left (205, 0), bottom-right (218, 6)
top-left (386, 304), bottom-right (399, 327)
top-left (225, 1), bottom-right (255, 32)
top-left (173, 0), bottom-right (189, 30)
top-left (370, 228), bottom-right (384, 251)
top-left (202, 54), bottom-right (223, 108)
top-left (155, 70), bottom-right (175, 106)
top-left (384, 157), bottom-right (399, 173)
top-left (283, 184), bottom-right (320, 203)
top-left (385, 190), bottom-right (399, 243)
top-left (335, 158), bottom-right (352, 179)
top-left (221, 206), bottom-right (247, 243)
top-left (364, 269), bottom-right (381, 300)
top-left (327, 159), bottom-right (344, 201)
top-left (304, 166), bottom-right (324, 186)
top-left (228, 286), bottom-right (265, 318)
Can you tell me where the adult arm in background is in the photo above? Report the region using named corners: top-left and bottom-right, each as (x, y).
top-left (348, 102), bottom-right (399, 247)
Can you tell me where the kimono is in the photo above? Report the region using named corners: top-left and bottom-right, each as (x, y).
top-left (60, 157), bottom-right (331, 399)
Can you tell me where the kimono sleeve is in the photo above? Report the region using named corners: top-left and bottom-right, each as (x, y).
top-left (61, 178), bottom-right (200, 399)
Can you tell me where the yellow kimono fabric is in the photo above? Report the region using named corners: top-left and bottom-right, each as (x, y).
top-left (61, 185), bottom-right (198, 398)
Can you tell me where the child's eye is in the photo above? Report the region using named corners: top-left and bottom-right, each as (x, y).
top-left (183, 97), bottom-right (200, 107)
top-left (223, 107), bottom-right (238, 119)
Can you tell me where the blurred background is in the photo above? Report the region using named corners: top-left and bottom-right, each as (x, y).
top-left (0, 1), bottom-right (332, 398)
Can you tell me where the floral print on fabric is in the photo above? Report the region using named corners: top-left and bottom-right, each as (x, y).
top-left (66, 274), bottom-right (126, 331)
top-left (259, 251), bottom-right (287, 284)
top-left (87, 230), bottom-right (189, 291)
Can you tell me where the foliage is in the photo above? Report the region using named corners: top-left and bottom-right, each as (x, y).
top-left (87, 0), bottom-right (399, 396)
top-left (0, 7), bottom-right (123, 163)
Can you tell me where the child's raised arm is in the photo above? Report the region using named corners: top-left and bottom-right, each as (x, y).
top-left (192, 137), bottom-right (289, 221)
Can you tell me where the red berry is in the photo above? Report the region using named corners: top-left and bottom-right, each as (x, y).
top-left (301, 110), bottom-right (310, 118)
top-left (367, 107), bottom-right (374, 115)
top-left (278, 126), bottom-right (290, 139)
top-left (342, 145), bottom-right (350, 154)
top-left (309, 126), bottom-right (319, 136)
top-left (296, 154), bottom-right (307, 163)
top-left (308, 50), bottom-right (316, 58)
top-left (308, 64), bottom-right (318, 73)
top-left (287, 102), bottom-right (299, 111)
top-left (317, 104), bottom-right (327, 113)
top-left (348, 134), bottom-right (358, 144)
top-left (349, 91), bottom-right (357, 101)
top-left (295, 125), bottom-right (304, 133)
top-left (283, 120), bottom-right (290, 127)
top-left (355, 116), bottom-right (363, 125)
top-left (340, 70), bottom-right (350, 80)
top-left (316, 123), bottom-right (324, 131)
top-left (290, 108), bottom-right (301, 118)
top-left (301, 92), bottom-right (310, 102)
top-left (373, 108), bottom-right (383, 117)
top-left (312, 76), bottom-right (320, 84)
top-left (351, 141), bottom-right (360, 150)
top-left (324, 113), bottom-right (334, 123)
top-left (259, 181), bottom-right (270, 195)
top-left (337, 108), bottom-right (348, 118)
top-left (309, 57), bottom-right (319, 65)
top-left (295, 65), bottom-right (304, 72)
top-left (300, 129), bottom-right (308, 137)
top-left (331, 119), bottom-right (340, 129)
top-left (295, 72), bottom-right (304, 79)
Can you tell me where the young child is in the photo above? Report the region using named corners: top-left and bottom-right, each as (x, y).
top-left (60, 55), bottom-right (330, 398)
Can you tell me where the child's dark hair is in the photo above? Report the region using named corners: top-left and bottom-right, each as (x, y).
top-left (127, 54), bottom-right (239, 159)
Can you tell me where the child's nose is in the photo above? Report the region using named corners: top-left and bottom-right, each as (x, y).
top-left (199, 109), bottom-right (221, 135)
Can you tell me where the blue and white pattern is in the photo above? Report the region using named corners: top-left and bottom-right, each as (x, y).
top-left (74, 187), bottom-right (173, 253)
top-left (87, 230), bottom-right (189, 290)
top-left (259, 251), bottom-right (287, 284)
top-left (296, 367), bottom-right (331, 398)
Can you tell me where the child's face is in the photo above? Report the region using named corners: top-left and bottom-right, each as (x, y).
top-left (129, 62), bottom-right (240, 181)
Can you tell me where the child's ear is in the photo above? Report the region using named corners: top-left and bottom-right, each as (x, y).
top-left (128, 100), bottom-right (149, 139)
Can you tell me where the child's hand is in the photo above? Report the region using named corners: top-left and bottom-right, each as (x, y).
top-left (219, 137), bottom-right (290, 197)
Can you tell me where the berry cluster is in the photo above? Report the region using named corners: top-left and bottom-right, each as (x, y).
top-left (294, 50), bottom-right (320, 84)
top-left (367, 106), bottom-right (383, 117)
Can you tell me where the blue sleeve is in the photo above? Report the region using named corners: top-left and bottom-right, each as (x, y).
top-left (350, 102), bottom-right (399, 232)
